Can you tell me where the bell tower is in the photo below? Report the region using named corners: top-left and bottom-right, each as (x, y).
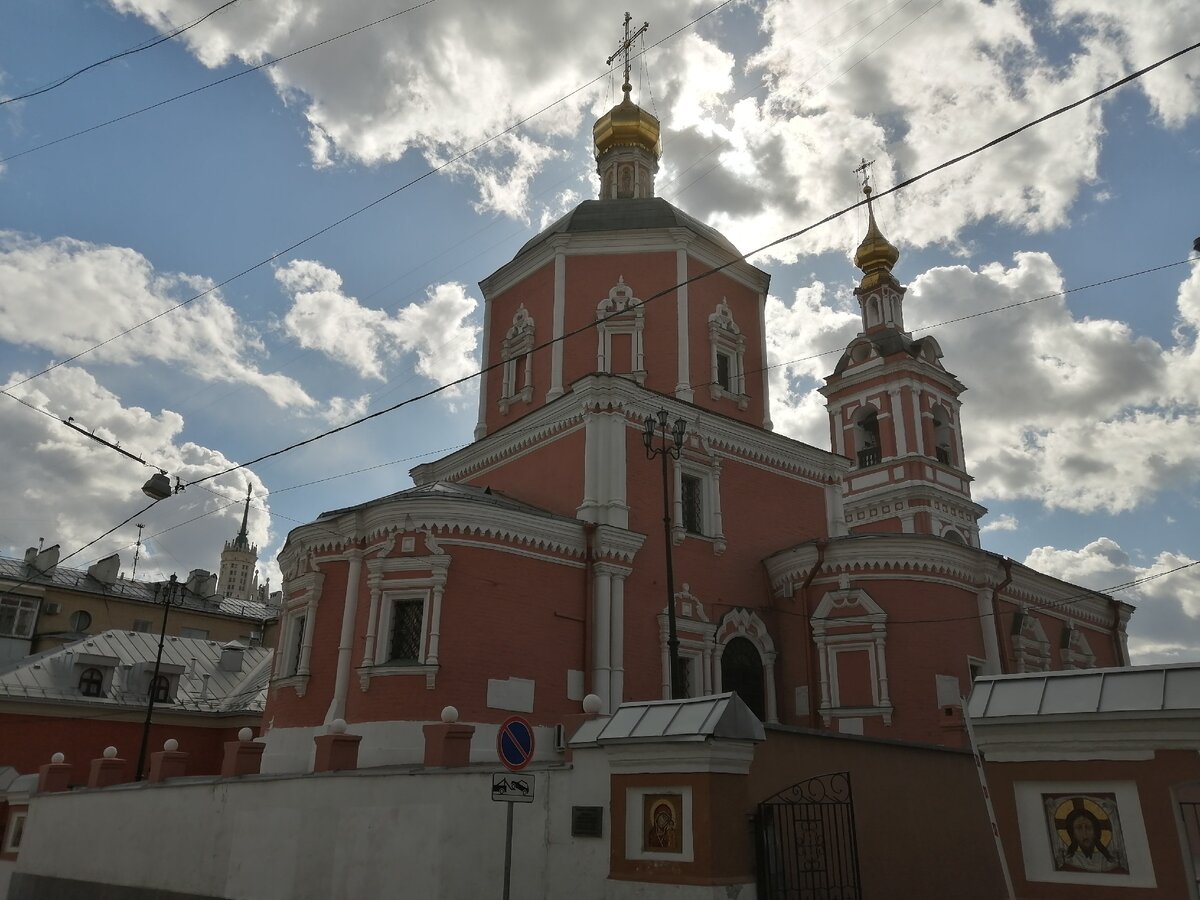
top-left (820, 163), bottom-right (986, 545)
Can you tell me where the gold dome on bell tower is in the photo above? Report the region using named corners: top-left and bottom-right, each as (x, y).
top-left (853, 180), bottom-right (900, 293)
top-left (594, 13), bottom-right (661, 200)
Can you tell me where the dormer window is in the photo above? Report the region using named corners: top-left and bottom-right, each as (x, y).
top-left (79, 667), bottom-right (104, 697)
top-left (707, 300), bottom-right (747, 408)
top-left (148, 674), bottom-right (172, 703)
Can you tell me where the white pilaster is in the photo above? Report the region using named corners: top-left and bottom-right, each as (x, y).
top-left (759, 292), bottom-right (773, 430)
top-left (475, 299), bottom-right (493, 440)
top-left (976, 588), bottom-right (1002, 675)
top-left (675, 249), bottom-right (693, 401)
top-left (609, 573), bottom-right (625, 707)
top-left (548, 249), bottom-right (566, 401)
top-left (326, 549), bottom-right (364, 724)
top-left (361, 574), bottom-right (382, 668)
top-left (764, 654), bottom-right (779, 724)
top-left (593, 567), bottom-right (613, 712)
top-left (889, 388), bottom-right (907, 455)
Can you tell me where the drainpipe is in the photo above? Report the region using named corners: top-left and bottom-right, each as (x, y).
top-left (990, 557), bottom-right (1014, 675)
top-left (583, 523), bottom-right (596, 696)
top-left (799, 540), bottom-right (827, 726)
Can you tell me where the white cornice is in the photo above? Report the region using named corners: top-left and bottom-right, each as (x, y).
top-left (820, 353), bottom-right (966, 398)
top-left (281, 497), bottom-right (588, 565)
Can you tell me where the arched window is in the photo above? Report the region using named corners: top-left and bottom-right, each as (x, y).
top-left (499, 305), bottom-right (535, 414)
top-left (707, 299), bottom-right (747, 408)
top-left (596, 278), bottom-right (645, 384)
top-left (942, 529), bottom-right (964, 544)
top-left (854, 405), bottom-right (881, 467)
top-left (720, 637), bottom-right (765, 721)
top-left (79, 667), bottom-right (104, 697)
top-left (931, 403), bottom-right (953, 465)
top-left (148, 674), bottom-right (171, 703)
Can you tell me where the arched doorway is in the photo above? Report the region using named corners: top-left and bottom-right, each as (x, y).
top-left (721, 636), bottom-right (765, 721)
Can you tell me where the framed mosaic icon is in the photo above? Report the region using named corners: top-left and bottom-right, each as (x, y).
top-left (643, 793), bottom-right (683, 854)
top-left (1043, 793), bottom-right (1129, 875)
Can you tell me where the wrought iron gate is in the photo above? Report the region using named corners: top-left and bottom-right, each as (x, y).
top-left (755, 771), bottom-right (862, 900)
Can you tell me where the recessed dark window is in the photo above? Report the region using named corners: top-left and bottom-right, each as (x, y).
top-left (149, 674), bottom-right (171, 703)
top-left (715, 352), bottom-right (732, 392)
top-left (571, 806), bottom-right (604, 838)
top-left (389, 599), bottom-right (424, 663)
top-left (681, 475), bottom-right (703, 535)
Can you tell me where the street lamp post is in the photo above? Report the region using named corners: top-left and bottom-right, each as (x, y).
top-left (643, 409), bottom-right (687, 700)
top-left (135, 573), bottom-right (186, 781)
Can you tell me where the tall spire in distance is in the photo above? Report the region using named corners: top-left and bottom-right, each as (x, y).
top-left (234, 483), bottom-right (252, 551)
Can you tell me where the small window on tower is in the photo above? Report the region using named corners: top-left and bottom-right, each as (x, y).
top-left (681, 475), bottom-right (704, 535)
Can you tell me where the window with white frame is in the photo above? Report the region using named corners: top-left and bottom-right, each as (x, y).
top-left (499, 304), bottom-right (535, 414)
top-left (810, 581), bottom-right (892, 726)
top-left (673, 457), bottom-right (724, 552)
top-left (707, 300), bottom-right (747, 408)
top-left (287, 613), bottom-right (306, 676)
top-left (375, 591), bottom-right (430, 667)
top-left (596, 277), bottom-right (645, 384)
top-left (657, 584), bottom-right (716, 700)
top-left (0, 595), bottom-right (38, 639)
top-left (3, 811), bottom-right (26, 853)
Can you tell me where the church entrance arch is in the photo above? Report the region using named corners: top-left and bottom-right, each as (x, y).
top-left (721, 637), bottom-right (765, 721)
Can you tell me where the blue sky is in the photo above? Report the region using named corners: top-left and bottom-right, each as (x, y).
top-left (2, 0), bottom-right (1198, 662)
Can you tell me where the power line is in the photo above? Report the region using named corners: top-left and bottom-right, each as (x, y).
top-left (0, 0), bottom-right (243, 106)
top-left (175, 40), bottom-right (1200, 488)
top-left (0, 0), bottom-right (442, 164)
top-left (0, 0), bottom-right (733, 399)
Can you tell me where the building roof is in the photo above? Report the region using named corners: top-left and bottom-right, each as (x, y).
top-left (317, 480), bottom-right (575, 525)
top-left (967, 662), bottom-right (1200, 721)
top-left (0, 556), bottom-right (277, 623)
top-left (570, 693), bottom-right (766, 746)
top-left (516, 197), bottom-right (743, 258)
top-left (0, 629), bottom-right (271, 714)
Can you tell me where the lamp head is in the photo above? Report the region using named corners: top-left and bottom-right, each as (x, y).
top-left (671, 417), bottom-right (687, 450)
top-left (141, 472), bottom-right (172, 501)
top-left (642, 414), bottom-right (655, 449)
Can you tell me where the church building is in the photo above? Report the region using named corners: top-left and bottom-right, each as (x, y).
top-left (261, 65), bottom-right (1131, 772)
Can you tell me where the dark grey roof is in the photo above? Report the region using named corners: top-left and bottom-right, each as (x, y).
top-left (517, 197), bottom-right (743, 258)
top-left (0, 557), bottom-right (277, 623)
top-left (831, 328), bottom-right (945, 377)
top-left (318, 480), bottom-right (572, 524)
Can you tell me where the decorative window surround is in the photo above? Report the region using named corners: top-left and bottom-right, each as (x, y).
top-left (499, 304), bottom-right (535, 414)
top-left (273, 568), bottom-right (324, 697)
top-left (358, 546), bottom-right (450, 691)
top-left (714, 608), bottom-right (778, 724)
top-left (1013, 609), bottom-right (1052, 673)
top-left (656, 585), bottom-right (717, 700)
top-left (707, 299), bottom-right (748, 409)
top-left (1060, 624), bottom-right (1096, 670)
top-left (596, 277), bottom-right (646, 385)
top-left (671, 439), bottom-right (726, 555)
top-left (811, 579), bottom-right (892, 726)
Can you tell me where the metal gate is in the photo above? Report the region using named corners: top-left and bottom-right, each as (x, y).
top-left (755, 771), bottom-right (862, 900)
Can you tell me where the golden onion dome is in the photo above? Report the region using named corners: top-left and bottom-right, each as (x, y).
top-left (853, 185), bottom-right (900, 288)
top-left (593, 87), bottom-right (662, 160)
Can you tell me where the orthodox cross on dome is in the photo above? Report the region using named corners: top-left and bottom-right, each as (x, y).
top-left (853, 156), bottom-right (876, 197)
top-left (606, 11), bottom-right (650, 96)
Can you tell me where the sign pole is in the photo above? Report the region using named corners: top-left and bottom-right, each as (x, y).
top-left (502, 800), bottom-right (514, 900)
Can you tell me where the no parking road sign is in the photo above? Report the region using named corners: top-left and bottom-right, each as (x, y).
top-left (497, 715), bottom-right (535, 772)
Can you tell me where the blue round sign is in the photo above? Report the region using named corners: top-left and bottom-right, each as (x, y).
top-left (497, 715), bottom-right (535, 771)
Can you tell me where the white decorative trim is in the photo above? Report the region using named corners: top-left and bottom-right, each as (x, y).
top-left (498, 304), bottom-right (535, 414)
top-left (811, 581), bottom-right (892, 726)
top-left (707, 299), bottom-right (748, 410)
top-left (714, 608), bottom-right (777, 723)
top-left (596, 277), bottom-right (646, 385)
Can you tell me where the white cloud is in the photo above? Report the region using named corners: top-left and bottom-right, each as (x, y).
top-left (0, 366), bottom-right (275, 586)
top-left (1025, 538), bottom-right (1200, 664)
top-left (980, 514), bottom-right (1019, 534)
top-left (277, 259), bottom-right (479, 396)
top-left (0, 231), bottom-right (318, 410)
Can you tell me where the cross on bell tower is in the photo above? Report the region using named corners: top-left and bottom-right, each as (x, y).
top-left (607, 12), bottom-right (650, 98)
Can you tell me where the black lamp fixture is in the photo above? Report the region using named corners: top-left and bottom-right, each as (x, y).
top-left (141, 471), bottom-right (184, 501)
top-left (643, 408), bottom-right (688, 699)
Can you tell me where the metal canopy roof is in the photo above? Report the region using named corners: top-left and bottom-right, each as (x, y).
top-left (967, 662), bottom-right (1200, 720)
top-left (570, 692), bottom-right (766, 746)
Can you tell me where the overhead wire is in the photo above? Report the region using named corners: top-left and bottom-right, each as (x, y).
top-left (173, 39), bottom-right (1200, 489)
top-left (0, 0), bottom-right (243, 106)
top-left (0, 0), bottom-right (736, 398)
